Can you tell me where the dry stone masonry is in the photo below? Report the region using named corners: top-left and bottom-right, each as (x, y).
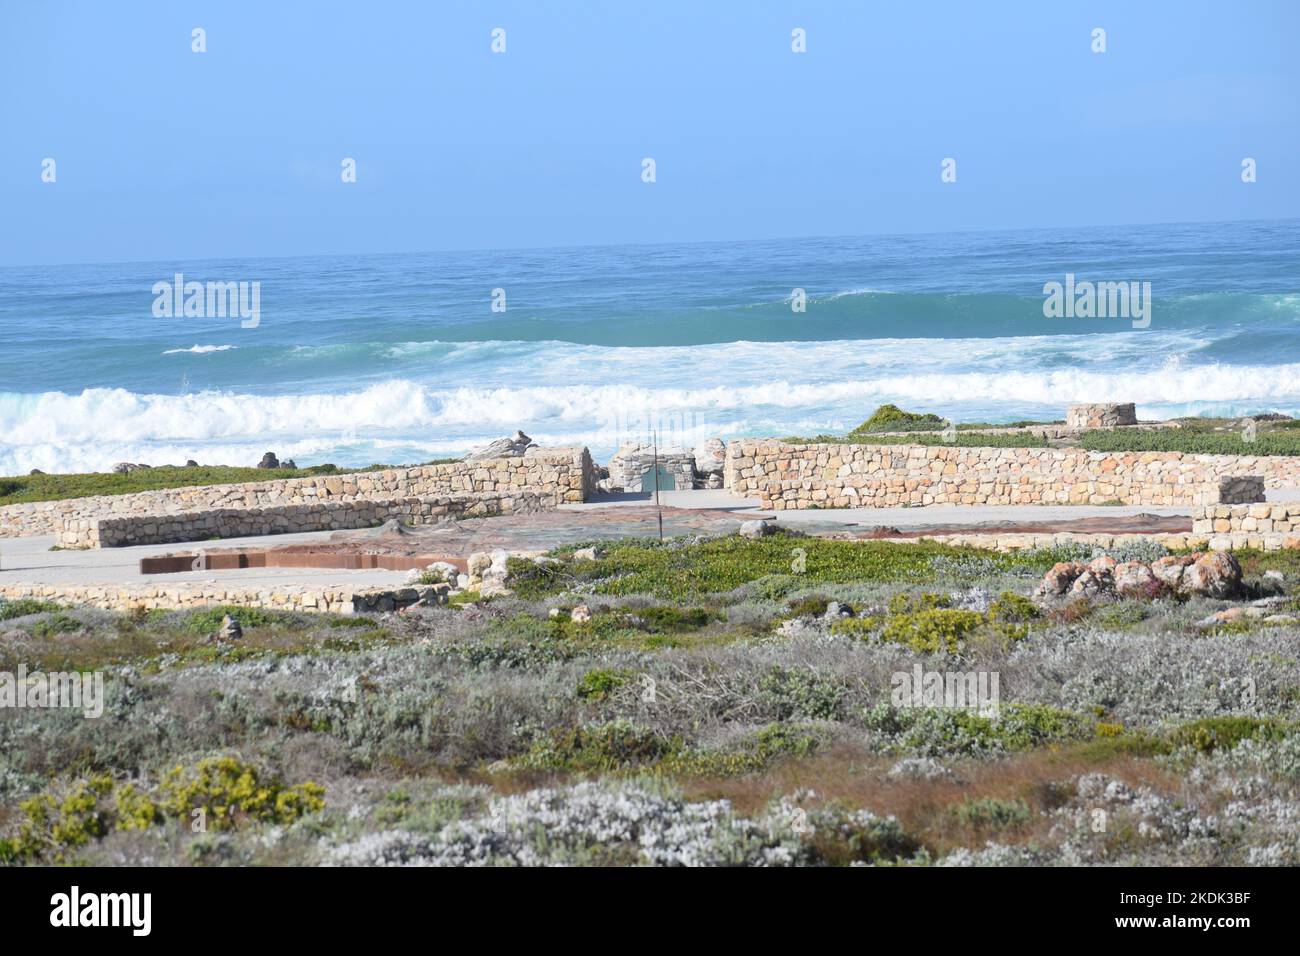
top-left (724, 440), bottom-right (1274, 510)
top-left (58, 492), bottom-right (551, 549)
top-left (1, 447), bottom-right (596, 539)
top-left (1065, 403), bottom-right (1138, 429)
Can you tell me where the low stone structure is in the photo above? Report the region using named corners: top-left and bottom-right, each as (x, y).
top-left (1193, 500), bottom-right (1300, 536)
top-left (57, 491), bottom-right (551, 549)
top-left (0, 581), bottom-right (446, 616)
top-left (1065, 403), bottom-right (1138, 429)
top-left (1, 446), bottom-right (595, 538)
top-left (724, 439), bottom-right (1273, 509)
top-left (607, 443), bottom-right (696, 492)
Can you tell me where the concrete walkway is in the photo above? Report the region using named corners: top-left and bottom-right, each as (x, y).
top-left (3, 486), bottom-right (1294, 591)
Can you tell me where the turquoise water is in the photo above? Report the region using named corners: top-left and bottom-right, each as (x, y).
top-left (1, 219), bottom-right (1297, 473)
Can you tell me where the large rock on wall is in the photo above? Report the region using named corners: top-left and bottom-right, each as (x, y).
top-left (1066, 403), bottom-right (1137, 429)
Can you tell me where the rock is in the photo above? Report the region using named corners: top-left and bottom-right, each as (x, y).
top-left (281, 459), bottom-right (297, 470)
top-left (1065, 403), bottom-right (1137, 429)
top-left (1264, 570), bottom-right (1285, 582)
top-left (112, 462), bottom-right (151, 474)
top-left (1070, 569), bottom-right (1109, 598)
top-left (739, 519), bottom-right (775, 539)
top-left (1151, 555), bottom-right (1197, 591)
top-left (256, 452), bottom-right (280, 469)
top-left (1087, 555), bottom-right (1117, 574)
top-left (570, 604), bottom-right (592, 624)
top-left (467, 549), bottom-right (512, 597)
top-left (549, 607), bottom-right (562, 619)
top-left (463, 431), bottom-right (535, 462)
top-left (1035, 561), bottom-right (1086, 598)
top-left (28, 469), bottom-right (43, 475)
top-left (705, 473), bottom-right (724, 490)
top-left (1113, 561), bottom-right (1165, 598)
top-left (1196, 607), bottom-right (1245, 629)
top-left (423, 561), bottom-right (460, 584)
top-left (572, 546), bottom-right (604, 562)
top-left (217, 614), bottom-right (242, 641)
top-left (184, 459), bottom-right (199, 467)
top-left (693, 437), bottom-right (727, 476)
top-left (417, 584), bottom-right (451, 606)
top-left (822, 601), bottom-right (853, 621)
top-left (1182, 551), bottom-right (1242, 598)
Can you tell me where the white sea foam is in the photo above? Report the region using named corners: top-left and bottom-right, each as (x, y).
top-left (0, 352), bottom-right (1290, 473)
top-left (162, 344), bottom-right (237, 354)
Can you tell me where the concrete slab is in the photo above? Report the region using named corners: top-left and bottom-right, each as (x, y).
top-left (0, 531), bottom-right (412, 589)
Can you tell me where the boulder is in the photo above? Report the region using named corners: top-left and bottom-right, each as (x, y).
top-left (467, 549), bottom-right (512, 597)
top-left (693, 437), bottom-right (727, 477)
top-left (1182, 551), bottom-right (1242, 598)
top-left (1151, 554), bottom-right (1196, 591)
top-left (572, 546), bottom-right (604, 562)
top-left (1087, 555), bottom-right (1117, 575)
top-left (184, 459), bottom-right (199, 468)
top-left (570, 604), bottom-right (592, 624)
top-left (216, 614), bottom-right (243, 641)
top-left (113, 462), bottom-right (151, 474)
top-left (1065, 403), bottom-right (1137, 429)
top-left (739, 519), bottom-right (775, 539)
top-left (1034, 561), bottom-right (1086, 598)
top-left (256, 452), bottom-right (280, 469)
top-left (1113, 561), bottom-right (1165, 599)
top-left (1069, 569), bottom-right (1108, 598)
top-left (463, 431), bottom-right (535, 462)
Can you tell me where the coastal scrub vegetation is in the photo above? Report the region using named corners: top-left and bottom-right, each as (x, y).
top-left (3, 532), bottom-right (1299, 865)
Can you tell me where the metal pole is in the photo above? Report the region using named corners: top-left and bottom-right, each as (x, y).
top-left (653, 430), bottom-right (663, 542)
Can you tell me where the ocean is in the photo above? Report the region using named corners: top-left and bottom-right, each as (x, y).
top-left (1, 218), bottom-right (1297, 475)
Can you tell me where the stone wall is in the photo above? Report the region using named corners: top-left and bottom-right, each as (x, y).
top-left (58, 491), bottom-right (550, 549)
top-left (607, 444), bottom-right (697, 491)
top-left (724, 440), bottom-right (1278, 509)
top-left (1193, 501), bottom-right (1300, 537)
top-left (0, 581), bottom-right (440, 616)
top-left (1066, 403), bottom-right (1137, 429)
top-left (1, 446), bottom-right (595, 539)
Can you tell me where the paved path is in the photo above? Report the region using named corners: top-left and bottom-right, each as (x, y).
top-left (4, 487), bottom-right (1295, 590)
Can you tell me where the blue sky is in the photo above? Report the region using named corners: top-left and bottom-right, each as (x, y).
top-left (2, 0), bottom-right (1296, 265)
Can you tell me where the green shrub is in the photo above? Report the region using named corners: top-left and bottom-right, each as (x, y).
top-left (178, 605), bottom-right (307, 635)
top-left (512, 720), bottom-right (681, 772)
top-left (159, 757), bottom-right (324, 830)
top-left (0, 598), bottom-right (63, 620)
top-left (757, 666), bottom-right (848, 721)
top-left (864, 702), bottom-right (1092, 756)
top-left (1169, 716), bottom-right (1290, 755)
top-left (508, 536), bottom-right (1068, 601)
top-left (949, 796), bottom-right (1032, 831)
top-left (834, 598), bottom-right (1028, 653)
top-left (575, 668), bottom-right (632, 701)
top-left (850, 404), bottom-right (945, 435)
top-left (1, 759), bottom-right (325, 861)
top-left (29, 612), bottom-right (84, 638)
